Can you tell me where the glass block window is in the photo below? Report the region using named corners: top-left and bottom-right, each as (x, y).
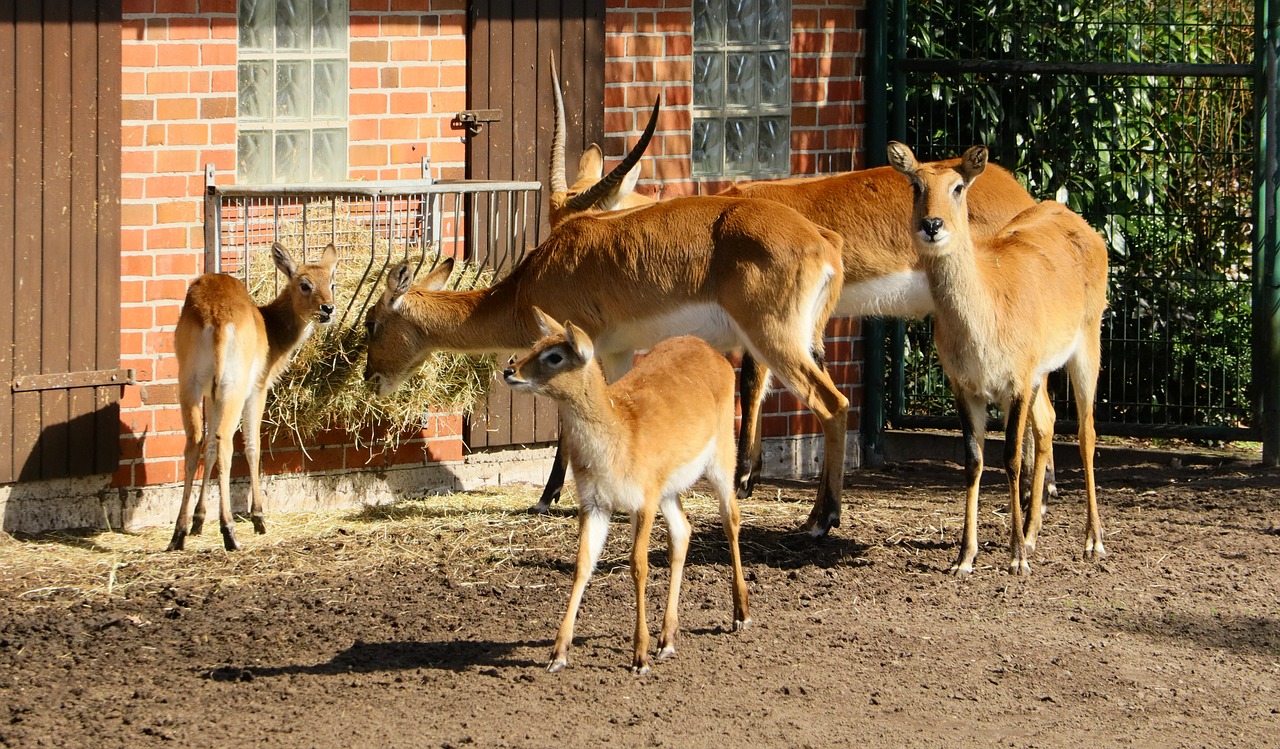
top-left (238, 0), bottom-right (349, 184)
top-left (692, 0), bottom-right (791, 178)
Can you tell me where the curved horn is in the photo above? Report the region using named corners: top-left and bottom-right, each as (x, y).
top-left (549, 54), bottom-right (568, 196)
top-left (562, 95), bottom-right (660, 213)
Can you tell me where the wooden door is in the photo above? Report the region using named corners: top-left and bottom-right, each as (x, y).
top-left (465, 0), bottom-right (605, 450)
top-left (0, 0), bottom-right (124, 483)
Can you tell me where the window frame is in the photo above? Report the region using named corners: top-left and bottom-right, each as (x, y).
top-left (691, 0), bottom-right (793, 179)
top-left (236, 0), bottom-right (351, 185)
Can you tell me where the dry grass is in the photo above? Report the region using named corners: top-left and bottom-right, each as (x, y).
top-left (246, 202), bottom-right (499, 452)
top-left (0, 485), bottom-right (840, 605)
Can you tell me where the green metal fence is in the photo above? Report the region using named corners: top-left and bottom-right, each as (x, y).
top-left (863, 0), bottom-right (1280, 463)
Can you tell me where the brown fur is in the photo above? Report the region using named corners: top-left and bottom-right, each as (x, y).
top-left (364, 195), bottom-right (851, 536)
top-left (888, 143), bottom-right (1108, 576)
top-left (504, 315), bottom-right (748, 673)
top-left (168, 243), bottom-right (338, 552)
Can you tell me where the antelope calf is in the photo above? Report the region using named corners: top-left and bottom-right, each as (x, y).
top-left (503, 310), bottom-right (749, 673)
top-left (363, 195), bottom-right (848, 537)
top-left (167, 242), bottom-right (339, 552)
top-left (888, 143), bottom-right (1108, 577)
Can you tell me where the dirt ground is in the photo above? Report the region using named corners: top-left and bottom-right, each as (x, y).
top-left (1, 451), bottom-right (1277, 748)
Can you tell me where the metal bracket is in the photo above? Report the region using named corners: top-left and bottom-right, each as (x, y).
top-left (12, 368), bottom-right (136, 392)
top-left (452, 109), bottom-right (503, 137)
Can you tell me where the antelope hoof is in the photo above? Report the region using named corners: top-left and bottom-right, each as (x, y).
top-left (221, 527), bottom-right (242, 552)
top-left (189, 517), bottom-right (204, 536)
top-left (948, 562), bottom-right (973, 579)
top-left (657, 644), bottom-right (676, 661)
top-left (251, 515), bottom-right (267, 535)
top-left (1047, 482), bottom-right (1059, 500)
top-left (1084, 538), bottom-right (1107, 560)
top-left (527, 501), bottom-right (552, 515)
top-left (166, 530), bottom-right (187, 552)
top-left (733, 618), bottom-right (752, 632)
top-left (631, 661), bottom-right (651, 675)
top-left (734, 472), bottom-right (755, 499)
top-left (1009, 558), bottom-right (1032, 577)
top-left (547, 654), bottom-right (568, 673)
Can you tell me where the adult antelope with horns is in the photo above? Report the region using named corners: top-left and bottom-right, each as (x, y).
top-left (887, 142), bottom-right (1108, 576)
top-left (362, 166), bottom-right (852, 536)
top-left (528, 57), bottom-right (1058, 518)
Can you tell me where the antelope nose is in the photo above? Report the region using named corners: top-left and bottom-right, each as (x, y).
top-left (321, 303), bottom-right (336, 315)
top-left (502, 366), bottom-right (516, 380)
top-left (921, 217), bottom-right (944, 238)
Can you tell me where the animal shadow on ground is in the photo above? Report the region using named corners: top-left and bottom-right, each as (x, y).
top-left (1101, 613), bottom-right (1280, 657)
top-left (206, 637), bottom-right (551, 681)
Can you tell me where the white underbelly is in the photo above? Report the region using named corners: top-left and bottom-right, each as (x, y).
top-left (837, 270), bottom-right (933, 318)
top-left (593, 303), bottom-right (741, 355)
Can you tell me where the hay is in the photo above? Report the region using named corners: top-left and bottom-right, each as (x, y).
top-left (247, 202), bottom-right (500, 452)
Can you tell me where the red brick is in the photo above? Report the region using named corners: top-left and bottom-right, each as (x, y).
top-left (123, 0), bottom-right (155, 14)
top-left (390, 90), bottom-right (428, 114)
top-left (156, 253), bottom-right (201, 276)
top-left (350, 92), bottom-right (388, 116)
top-left (390, 142), bottom-right (428, 164)
top-left (665, 33), bottom-right (692, 57)
top-left (157, 97), bottom-right (198, 120)
top-left (430, 89), bottom-right (464, 114)
top-left (439, 63), bottom-right (465, 88)
top-left (400, 65), bottom-right (440, 88)
top-left (122, 43), bottom-right (157, 67)
top-left (351, 40), bottom-right (390, 63)
top-left (350, 66), bottom-right (380, 89)
top-left (167, 123), bottom-right (210, 145)
top-left (350, 144), bottom-right (388, 167)
top-left (430, 37), bottom-right (465, 61)
top-left (157, 43), bottom-right (199, 67)
top-left (137, 459), bottom-right (180, 485)
top-left (167, 17), bottom-right (211, 40)
top-left (624, 85), bottom-right (662, 107)
top-left (120, 305), bottom-right (153, 330)
top-left (426, 437), bottom-right (464, 463)
top-left (122, 19), bottom-right (146, 41)
top-left (391, 39), bottom-right (429, 61)
top-left (121, 279), bottom-right (147, 304)
top-left (147, 70), bottom-right (189, 94)
top-left (605, 35), bottom-right (626, 59)
top-left (627, 35), bottom-right (663, 58)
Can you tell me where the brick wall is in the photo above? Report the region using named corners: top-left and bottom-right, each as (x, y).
top-left (603, 0), bottom-right (868, 444)
top-left (117, 0), bottom-right (471, 496)
top-left (114, 0), bottom-right (868, 500)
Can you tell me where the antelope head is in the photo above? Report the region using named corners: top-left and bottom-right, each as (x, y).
top-left (502, 307), bottom-right (596, 399)
top-left (273, 241), bottom-right (340, 326)
top-left (887, 142), bottom-right (988, 256)
top-left (362, 258), bottom-right (456, 398)
top-left (548, 55), bottom-right (660, 227)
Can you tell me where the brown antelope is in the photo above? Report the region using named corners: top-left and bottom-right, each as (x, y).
top-left (504, 310), bottom-right (749, 673)
top-left (887, 142), bottom-right (1108, 576)
top-left (167, 242), bottom-right (339, 552)
top-left (363, 195), bottom-right (849, 536)
top-left (533, 80), bottom-right (1058, 513)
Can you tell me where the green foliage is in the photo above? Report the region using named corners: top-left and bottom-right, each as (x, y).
top-left (893, 0), bottom-right (1255, 430)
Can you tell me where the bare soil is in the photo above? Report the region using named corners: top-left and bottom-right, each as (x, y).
top-left (1, 454), bottom-right (1278, 748)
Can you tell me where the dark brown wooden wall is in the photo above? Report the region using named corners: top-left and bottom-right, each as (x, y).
top-left (1, 0), bottom-right (123, 484)
top-left (465, 0), bottom-right (605, 450)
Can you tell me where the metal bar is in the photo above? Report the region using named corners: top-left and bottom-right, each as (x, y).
top-left (899, 58), bottom-right (1255, 78)
top-left (203, 163), bottom-right (219, 273)
top-left (212, 178), bottom-right (541, 200)
top-left (1255, 0), bottom-right (1280, 465)
top-left (892, 415), bottom-right (1257, 443)
top-left (860, 0), bottom-right (890, 464)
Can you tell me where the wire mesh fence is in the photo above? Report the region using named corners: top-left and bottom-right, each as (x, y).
top-left (881, 0), bottom-right (1258, 441)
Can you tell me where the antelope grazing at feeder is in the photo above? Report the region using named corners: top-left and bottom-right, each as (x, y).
top-left (363, 194), bottom-right (849, 536)
top-left (887, 142), bottom-right (1108, 576)
top-left (504, 312), bottom-right (749, 673)
top-left (168, 242), bottom-right (339, 552)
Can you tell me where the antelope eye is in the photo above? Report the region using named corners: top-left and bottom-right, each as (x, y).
top-left (952, 183), bottom-right (964, 198)
top-left (541, 351), bottom-right (564, 367)
top-left (301, 280), bottom-right (314, 294)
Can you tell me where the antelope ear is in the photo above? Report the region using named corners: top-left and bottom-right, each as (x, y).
top-left (575, 143), bottom-right (605, 181)
top-left (886, 141), bottom-right (918, 176)
top-left (563, 321), bottom-right (595, 364)
top-left (530, 306), bottom-right (564, 338)
top-left (960, 145), bottom-right (988, 183)
top-left (271, 242), bottom-right (298, 278)
top-left (319, 242), bottom-right (339, 271)
top-left (384, 262), bottom-right (415, 306)
top-left (421, 256), bottom-right (455, 291)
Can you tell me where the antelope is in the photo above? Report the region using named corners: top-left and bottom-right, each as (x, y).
top-left (504, 311), bottom-right (749, 673)
top-left (363, 195), bottom-right (849, 537)
top-left (167, 242), bottom-right (339, 552)
top-left (887, 142), bottom-right (1108, 576)
top-left (531, 71), bottom-right (1058, 514)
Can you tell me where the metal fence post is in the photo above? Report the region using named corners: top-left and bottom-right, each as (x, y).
top-left (203, 163), bottom-right (220, 274)
top-left (1255, 0), bottom-right (1280, 465)
top-left (862, 0), bottom-right (890, 465)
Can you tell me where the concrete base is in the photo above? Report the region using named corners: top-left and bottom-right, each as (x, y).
top-left (0, 435), bottom-right (861, 535)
